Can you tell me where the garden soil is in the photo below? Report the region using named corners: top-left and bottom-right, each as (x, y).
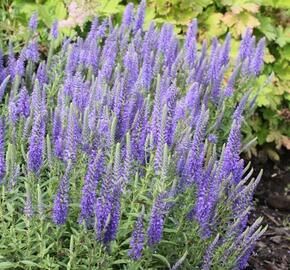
top-left (247, 150), bottom-right (290, 270)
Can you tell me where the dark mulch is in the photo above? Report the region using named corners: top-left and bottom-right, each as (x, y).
top-left (246, 150), bottom-right (290, 270)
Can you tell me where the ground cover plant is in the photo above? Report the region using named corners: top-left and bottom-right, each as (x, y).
top-left (0, 1), bottom-right (267, 269)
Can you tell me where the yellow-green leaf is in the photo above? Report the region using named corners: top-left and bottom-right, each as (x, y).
top-left (243, 3), bottom-right (259, 13)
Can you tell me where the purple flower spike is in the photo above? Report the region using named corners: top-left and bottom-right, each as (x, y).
top-left (50, 20), bottom-right (59, 40)
top-left (208, 134), bottom-right (217, 144)
top-left (239, 28), bottom-right (253, 60)
top-left (50, 20), bottom-right (58, 40)
top-left (220, 33), bottom-right (231, 66)
top-left (36, 62), bottom-right (48, 86)
top-left (185, 19), bottom-right (198, 49)
top-left (95, 182), bottom-right (122, 244)
top-left (147, 194), bottom-right (166, 246)
top-left (124, 44), bottom-right (139, 90)
top-left (103, 186), bottom-right (121, 244)
top-left (28, 115), bottom-right (44, 174)
top-left (250, 37), bottom-right (265, 76)
top-left (64, 105), bottom-right (77, 163)
top-left (8, 99), bottom-right (18, 126)
top-left (128, 213), bottom-right (145, 260)
top-left (224, 65), bottom-right (240, 97)
top-left (80, 152), bottom-right (104, 222)
top-left (202, 234), bottom-right (220, 270)
top-left (0, 76), bottom-right (10, 102)
top-left (222, 118), bottom-right (242, 184)
top-left (122, 3), bottom-right (134, 29)
top-left (15, 50), bottom-right (25, 77)
top-left (17, 86), bottom-right (30, 118)
top-left (28, 12), bottom-right (38, 31)
top-left (134, 0), bottom-right (146, 33)
top-left (0, 117), bottom-right (5, 182)
top-left (24, 187), bottom-right (34, 219)
top-left (52, 164), bottom-right (72, 225)
top-left (25, 42), bottom-right (39, 62)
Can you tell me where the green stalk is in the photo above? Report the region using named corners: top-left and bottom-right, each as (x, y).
top-left (25, 60), bottom-right (34, 90)
top-left (67, 234), bottom-right (74, 270)
top-left (47, 39), bottom-right (54, 69)
top-left (12, 74), bottom-right (20, 97)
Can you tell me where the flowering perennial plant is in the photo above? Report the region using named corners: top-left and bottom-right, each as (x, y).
top-left (0, 1), bottom-right (266, 269)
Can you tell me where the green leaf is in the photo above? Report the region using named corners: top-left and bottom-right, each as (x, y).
top-left (276, 26), bottom-right (290, 48)
top-left (280, 45), bottom-right (290, 61)
top-left (120, 238), bottom-right (131, 247)
top-left (112, 259), bottom-right (130, 265)
top-left (230, 39), bottom-right (241, 59)
top-left (204, 11), bottom-right (227, 37)
top-left (0, 262), bottom-right (17, 269)
top-left (163, 228), bottom-right (178, 233)
top-left (154, 0), bottom-right (171, 16)
top-left (97, 0), bottom-right (122, 15)
top-left (274, 59), bottom-right (290, 81)
top-left (20, 261), bottom-right (40, 267)
top-left (160, 239), bottom-right (179, 245)
top-left (54, 2), bottom-right (67, 20)
top-left (257, 16), bottom-right (276, 41)
top-left (262, 0), bottom-right (290, 9)
top-left (12, 1), bottom-right (37, 15)
top-left (153, 254), bottom-right (171, 268)
top-left (144, 6), bottom-right (156, 30)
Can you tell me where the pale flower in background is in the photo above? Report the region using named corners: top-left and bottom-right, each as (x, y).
top-left (59, 1), bottom-right (94, 29)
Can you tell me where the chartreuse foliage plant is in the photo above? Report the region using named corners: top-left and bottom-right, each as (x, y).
top-left (0, 1), bottom-right (266, 269)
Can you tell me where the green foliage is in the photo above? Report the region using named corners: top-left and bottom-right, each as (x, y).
top-left (246, 76), bottom-right (290, 159)
top-left (0, 116), bottom-right (238, 269)
top-left (0, 0), bottom-right (67, 51)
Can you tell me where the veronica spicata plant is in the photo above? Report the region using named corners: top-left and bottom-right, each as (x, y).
top-left (0, 1), bottom-right (266, 269)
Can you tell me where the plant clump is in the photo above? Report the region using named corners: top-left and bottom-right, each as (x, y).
top-left (0, 1), bottom-right (266, 269)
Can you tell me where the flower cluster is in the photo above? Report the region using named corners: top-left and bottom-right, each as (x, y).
top-left (0, 1), bottom-right (266, 268)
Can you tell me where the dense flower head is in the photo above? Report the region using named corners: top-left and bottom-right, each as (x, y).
top-left (15, 50), bottom-right (26, 76)
top-left (147, 194), bottom-right (167, 246)
top-left (0, 48), bottom-right (3, 71)
top-left (50, 20), bottom-right (59, 40)
top-left (28, 12), bottom-right (38, 31)
top-left (25, 41), bottom-right (39, 62)
top-left (27, 114), bottom-right (44, 173)
top-left (0, 2), bottom-right (266, 269)
top-left (128, 212), bottom-right (145, 260)
top-left (36, 62), bottom-right (48, 86)
top-left (8, 99), bottom-right (18, 125)
top-left (24, 190), bottom-right (34, 219)
top-left (0, 117), bottom-right (5, 182)
top-left (122, 2), bottom-right (134, 29)
top-left (134, 0), bottom-right (146, 33)
top-left (52, 165), bottom-right (71, 225)
top-left (80, 151), bottom-right (104, 222)
top-left (250, 37), bottom-right (266, 76)
top-left (17, 86), bottom-right (30, 118)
